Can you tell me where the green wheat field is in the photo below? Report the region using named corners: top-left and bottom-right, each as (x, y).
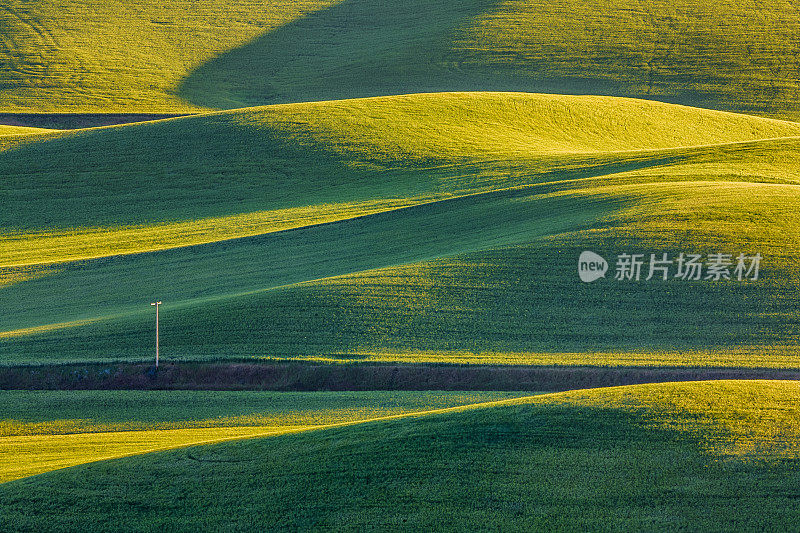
top-left (2, 1), bottom-right (800, 530)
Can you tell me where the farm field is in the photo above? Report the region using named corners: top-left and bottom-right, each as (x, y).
top-left (1, 381), bottom-right (799, 530)
top-left (3, 0), bottom-right (800, 529)
top-left (0, 1), bottom-right (799, 119)
top-left (3, 93), bottom-right (800, 366)
top-left (0, 390), bottom-right (524, 483)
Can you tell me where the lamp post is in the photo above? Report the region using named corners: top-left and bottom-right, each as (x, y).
top-left (150, 301), bottom-right (161, 367)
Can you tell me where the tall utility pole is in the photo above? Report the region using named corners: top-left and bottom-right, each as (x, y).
top-left (150, 301), bottom-right (161, 367)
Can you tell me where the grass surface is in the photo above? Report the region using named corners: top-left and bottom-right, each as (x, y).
top-left (1, 1), bottom-right (800, 118)
top-left (6, 92), bottom-right (798, 261)
top-left (0, 124), bottom-right (53, 135)
top-left (4, 2), bottom-right (800, 529)
top-left (1, 381), bottom-right (798, 530)
top-left (0, 390), bottom-right (523, 483)
top-left (2, 93), bottom-right (800, 366)
top-left (0, 0), bottom-right (339, 112)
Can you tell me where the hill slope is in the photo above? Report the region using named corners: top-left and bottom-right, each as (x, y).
top-left (4, 92), bottom-right (800, 264)
top-left (0, 125), bottom-right (53, 135)
top-left (0, 1), bottom-right (799, 118)
top-left (1, 381), bottom-right (799, 530)
top-left (0, 390), bottom-right (520, 482)
top-left (2, 93), bottom-right (800, 366)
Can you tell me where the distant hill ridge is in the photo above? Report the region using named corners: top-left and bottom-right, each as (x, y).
top-left (0, 1), bottom-right (798, 118)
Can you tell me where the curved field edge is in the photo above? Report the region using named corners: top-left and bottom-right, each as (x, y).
top-left (6, 136), bottom-right (800, 268)
top-left (1, 380), bottom-right (798, 530)
top-left (4, 94), bottom-right (799, 366)
top-left (4, 92), bottom-right (800, 266)
top-left (0, 426), bottom-right (303, 484)
top-left (0, 125), bottom-right (54, 136)
top-left (0, 390), bottom-right (526, 483)
top-left (2, 0), bottom-right (800, 120)
top-left (3, 179), bottom-right (799, 366)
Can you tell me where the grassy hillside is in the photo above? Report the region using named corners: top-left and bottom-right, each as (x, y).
top-left (0, 0), bottom-right (339, 112)
top-left (2, 93), bottom-right (800, 366)
top-left (5, 1), bottom-right (800, 528)
top-left (1, 381), bottom-right (798, 530)
top-left (0, 1), bottom-right (799, 118)
top-left (0, 390), bottom-right (521, 482)
top-left (0, 124), bottom-right (52, 135)
top-left (6, 92), bottom-right (800, 266)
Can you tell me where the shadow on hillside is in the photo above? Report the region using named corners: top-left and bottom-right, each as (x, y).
top-left (177, 0), bottom-right (800, 118)
top-left (177, 0), bottom-right (507, 108)
top-left (174, 0), bottom-right (723, 111)
top-left (7, 397), bottom-right (798, 531)
top-left (176, 0), bottom-right (650, 109)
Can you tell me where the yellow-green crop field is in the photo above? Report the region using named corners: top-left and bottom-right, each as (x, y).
top-left (3, 0), bottom-right (800, 529)
top-left (2, 93), bottom-right (800, 366)
top-left (0, 390), bottom-right (526, 483)
top-left (0, 0), bottom-right (799, 118)
top-left (1, 382), bottom-right (800, 530)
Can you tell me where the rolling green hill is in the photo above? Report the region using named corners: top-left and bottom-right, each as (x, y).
top-left (1, 381), bottom-right (798, 530)
top-left (0, 390), bottom-right (522, 482)
top-left (5, 92), bottom-right (800, 265)
top-left (0, 1), bottom-right (799, 118)
top-left (0, 124), bottom-right (52, 135)
top-left (2, 92), bottom-right (799, 366)
top-left (4, 1), bottom-right (800, 529)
